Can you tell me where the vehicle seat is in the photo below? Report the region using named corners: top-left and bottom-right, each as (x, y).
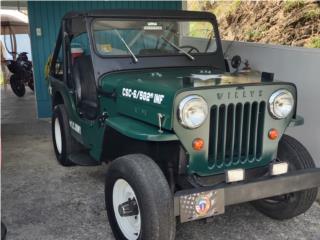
top-left (72, 55), bottom-right (98, 120)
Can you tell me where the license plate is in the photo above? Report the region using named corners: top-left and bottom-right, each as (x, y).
top-left (179, 189), bottom-right (225, 223)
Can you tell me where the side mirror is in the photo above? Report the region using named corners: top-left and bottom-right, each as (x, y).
top-left (231, 55), bottom-right (242, 69)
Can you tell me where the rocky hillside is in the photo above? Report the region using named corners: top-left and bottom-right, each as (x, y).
top-left (188, 1), bottom-right (320, 48)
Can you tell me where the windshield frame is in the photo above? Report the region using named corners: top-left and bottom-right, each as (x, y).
top-left (90, 18), bottom-right (218, 59)
top-left (76, 10), bottom-right (225, 84)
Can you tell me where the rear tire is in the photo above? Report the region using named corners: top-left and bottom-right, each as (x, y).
top-left (52, 104), bottom-right (82, 166)
top-left (28, 80), bottom-right (34, 91)
top-left (105, 154), bottom-right (175, 240)
top-left (10, 75), bottom-right (25, 97)
top-left (252, 134), bottom-right (318, 220)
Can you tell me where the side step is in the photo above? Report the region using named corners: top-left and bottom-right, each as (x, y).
top-left (68, 151), bottom-right (101, 166)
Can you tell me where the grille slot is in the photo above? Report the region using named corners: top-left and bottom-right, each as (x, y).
top-left (209, 101), bottom-right (266, 168)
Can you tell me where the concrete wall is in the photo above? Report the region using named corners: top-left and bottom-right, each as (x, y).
top-left (222, 40), bottom-right (320, 166)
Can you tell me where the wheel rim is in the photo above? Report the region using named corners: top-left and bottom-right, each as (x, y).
top-left (112, 179), bottom-right (141, 240)
top-left (54, 118), bottom-right (62, 154)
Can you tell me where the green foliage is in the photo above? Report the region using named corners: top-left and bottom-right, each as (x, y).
top-left (245, 26), bottom-right (267, 41)
top-left (205, 0), bottom-right (241, 17)
top-left (284, 0), bottom-right (305, 13)
top-left (304, 9), bottom-right (320, 20)
top-left (306, 37), bottom-right (320, 48)
top-left (189, 22), bottom-right (213, 38)
top-left (227, 0), bottom-right (241, 15)
top-left (246, 30), bottom-right (261, 41)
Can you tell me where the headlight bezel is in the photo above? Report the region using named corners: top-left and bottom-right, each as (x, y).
top-left (268, 89), bottom-right (294, 119)
top-left (178, 95), bottom-right (208, 129)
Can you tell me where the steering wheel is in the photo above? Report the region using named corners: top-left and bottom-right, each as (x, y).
top-left (179, 45), bottom-right (200, 54)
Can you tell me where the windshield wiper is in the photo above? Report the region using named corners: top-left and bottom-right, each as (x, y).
top-left (160, 36), bottom-right (195, 61)
top-left (114, 30), bottom-right (138, 63)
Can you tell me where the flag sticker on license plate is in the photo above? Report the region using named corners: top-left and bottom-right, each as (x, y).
top-left (179, 189), bottom-right (225, 223)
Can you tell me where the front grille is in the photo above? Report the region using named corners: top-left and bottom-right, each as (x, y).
top-left (208, 101), bottom-right (266, 168)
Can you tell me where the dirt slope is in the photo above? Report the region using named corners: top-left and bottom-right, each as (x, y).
top-left (189, 1), bottom-right (320, 48)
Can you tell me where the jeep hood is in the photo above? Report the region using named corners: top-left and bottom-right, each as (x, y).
top-left (100, 67), bottom-right (262, 130)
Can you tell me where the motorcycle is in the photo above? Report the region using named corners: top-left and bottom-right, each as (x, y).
top-left (6, 52), bottom-right (34, 97)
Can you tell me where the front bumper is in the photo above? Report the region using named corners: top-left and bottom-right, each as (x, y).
top-left (174, 168), bottom-right (320, 222)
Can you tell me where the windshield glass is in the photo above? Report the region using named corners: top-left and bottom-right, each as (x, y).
top-left (92, 19), bottom-right (217, 57)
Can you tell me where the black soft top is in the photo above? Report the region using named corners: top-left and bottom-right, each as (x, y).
top-left (59, 9), bottom-right (225, 83)
top-left (63, 9), bottom-right (217, 21)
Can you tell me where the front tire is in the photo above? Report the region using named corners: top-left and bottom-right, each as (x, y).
top-left (252, 134), bottom-right (318, 220)
top-left (10, 75), bottom-right (25, 97)
top-left (105, 154), bottom-right (175, 240)
top-left (51, 104), bottom-right (81, 166)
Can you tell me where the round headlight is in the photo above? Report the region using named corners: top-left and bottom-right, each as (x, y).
top-left (178, 95), bottom-right (208, 129)
top-left (269, 89), bottom-right (294, 119)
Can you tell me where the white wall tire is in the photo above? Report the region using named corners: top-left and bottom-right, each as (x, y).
top-left (54, 118), bottom-right (62, 154)
top-left (112, 179), bottom-right (141, 240)
top-left (105, 154), bottom-right (175, 240)
top-left (51, 104), bottom-right (81, 166)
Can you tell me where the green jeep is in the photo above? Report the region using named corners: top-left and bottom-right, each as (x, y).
top-left (49, 10), bottom-right (320, 240)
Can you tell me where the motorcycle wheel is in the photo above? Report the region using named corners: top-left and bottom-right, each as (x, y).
top-left (28, 80), bottom-right (34, 91)
top-left (10, 75), bottom-right (26, 97)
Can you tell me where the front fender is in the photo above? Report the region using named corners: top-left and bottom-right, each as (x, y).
top-left (289, 115), bottom-right (304, 127)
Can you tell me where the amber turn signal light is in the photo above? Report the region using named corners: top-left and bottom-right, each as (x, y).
top-left (268, 129), bottom-right (279, 140)
top-left (192, 138), bottom-right (204, 151)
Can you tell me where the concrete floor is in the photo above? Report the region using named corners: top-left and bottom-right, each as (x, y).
top-left (1, 86), bottom-right (320, 240)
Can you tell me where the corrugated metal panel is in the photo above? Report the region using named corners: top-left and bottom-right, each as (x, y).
top-left (27, 1), bottom-right (182, 118)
